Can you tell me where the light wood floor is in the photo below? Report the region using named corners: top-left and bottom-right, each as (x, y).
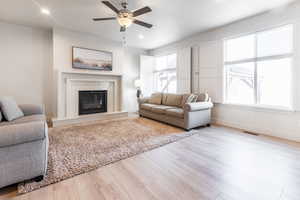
top-left (1, 125), bottom-right (300, 200)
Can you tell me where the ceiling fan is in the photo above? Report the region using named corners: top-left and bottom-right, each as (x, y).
top-left (93, 1), bottom-right (153, 32)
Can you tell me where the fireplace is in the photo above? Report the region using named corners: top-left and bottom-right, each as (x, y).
top-left (78, 90), bottom-right (107, 115)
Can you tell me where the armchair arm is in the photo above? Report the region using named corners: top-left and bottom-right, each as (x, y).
top-left (184, 102), bottom-right (213, 112)
top-left (19, 104), bottom-right (44, 116)
top-left (0, 121), bottom-right (47, 148)
top-left (138, 97), bottom-right (150, 105)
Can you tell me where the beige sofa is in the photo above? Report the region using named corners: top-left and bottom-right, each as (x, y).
top-left (138, 93), bottom-right (213, 130)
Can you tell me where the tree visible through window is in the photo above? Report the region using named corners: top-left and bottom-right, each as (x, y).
top-left (154, 54), bottom-right (177, 93)
top-left (224, 25), bottom-right (293, 109)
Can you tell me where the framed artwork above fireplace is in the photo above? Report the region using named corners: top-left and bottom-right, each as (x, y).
top-left (72, 47), bottom-right (113, 71)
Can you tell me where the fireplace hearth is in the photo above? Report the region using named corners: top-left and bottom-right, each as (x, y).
top-left (79, 90), bottom-right (107, 115)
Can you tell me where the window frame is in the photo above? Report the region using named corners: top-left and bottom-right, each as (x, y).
top-left (223, 24), bottom-right (294, 111)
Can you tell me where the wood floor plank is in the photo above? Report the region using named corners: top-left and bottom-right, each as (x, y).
top-left (1, 124), bottom-right (300, 200)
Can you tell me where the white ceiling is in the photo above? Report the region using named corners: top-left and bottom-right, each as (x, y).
top-left (0, 0), bottom-right (296, 49)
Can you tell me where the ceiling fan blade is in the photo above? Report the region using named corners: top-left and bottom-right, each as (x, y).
top-left (120, 26), bottom-right (126, 32)
top-left (133, 20), bottom-right (153, 28)
top-left (93, 17), bottom-right (116, 21)
top-left (132, 6), bottom-right (152, 17)
top-left (102, 1), bottom-right (119, 14)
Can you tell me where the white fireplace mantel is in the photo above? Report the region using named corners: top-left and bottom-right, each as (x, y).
top-left (60, 70), bottom-right (123, 77)
top-left (56, 70), bottom-right (123, 120)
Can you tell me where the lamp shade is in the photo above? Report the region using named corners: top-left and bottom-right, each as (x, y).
top-left (134, 79), bottom-right (142, 88)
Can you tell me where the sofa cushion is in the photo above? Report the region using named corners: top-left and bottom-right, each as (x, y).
top-left (164, 94), bottom-right (183, 107)
top-left (140, 103), bottom-right (157, 111)
top-left (151, 105), bottom-right (174, 114)
top-left (0, 114), bottom-right (46, 127)
top-left (0, 97), bottom-right (24, 121)
top-left (148, 93), bottom-right (162, 105)
top-left (166, 108), bottom-right (184, 118)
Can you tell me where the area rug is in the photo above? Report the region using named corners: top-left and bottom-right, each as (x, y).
top-left (18, 117), bottom-right (196, 194)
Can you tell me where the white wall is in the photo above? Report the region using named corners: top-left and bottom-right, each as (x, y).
top-left (150, 2), bottom-right (300, 142)
top-left (122, 48), bottom-right (143, 112)
top-left (0, 23), bottom-right (144, 119)
top-left (52, 28), bottom-right (145, 115)
top-left (0, 21), bottom-right (53, 118)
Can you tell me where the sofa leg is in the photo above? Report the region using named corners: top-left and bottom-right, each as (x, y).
top-left (34, 175), bottom-right (44, 182)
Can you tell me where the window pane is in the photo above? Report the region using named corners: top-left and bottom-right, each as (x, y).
top-left (167, 54), bottom-right (177, 68)
top-left (257, 25), bottom-right (293, 57)
top-left (225, 35), bottom-right (255, 62)
top-left (167, 71), bottom-right (177, 93)
top-left (155, 56), bottom-right (167, 70)
top-left (154, 70), bottom-right (177, 93)
top-left (257, 58), bottom-right (291, 107)
top-left (226, 62), bottom-right (255, 104)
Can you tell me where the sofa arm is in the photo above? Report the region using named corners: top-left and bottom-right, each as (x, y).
top-left (138, 97), bottom-right (150, 105)
top-left (184, 102), bottom-right (213, 112)
top-left (19, 104), bottom-right (44, 116)
top-left (0, 121), bottom-right (47, 148)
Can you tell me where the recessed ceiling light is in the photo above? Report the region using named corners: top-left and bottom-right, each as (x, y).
top-left (138, 34), bottom-right (145, 39)
top-left (41, 8), bottom-right (50, 15)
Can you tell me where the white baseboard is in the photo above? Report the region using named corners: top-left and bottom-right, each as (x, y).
top-left (212, 117), bottom-right (300, 142)
top-left (52, 111), bottom-right (128, 127)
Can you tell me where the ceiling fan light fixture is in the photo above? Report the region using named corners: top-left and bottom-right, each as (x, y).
top-left (117, 17), bottom-right (133, 27)
top-left (117, 12), bottom-right (133, 28)
top-left (94, 1), bottom-right (153, 32)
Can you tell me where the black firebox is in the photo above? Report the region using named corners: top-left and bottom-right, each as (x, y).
top-left (78, 90), bottom-right (107, 115)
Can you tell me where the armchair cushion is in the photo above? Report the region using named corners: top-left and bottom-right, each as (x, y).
top-left (0, 97), bottom-right (24, 121)
top-left (0, 114), bottom-right (46, 127)
top-left (0, 121), bottom-right (46, 148)
top-left (184, 102), bottom-right (213, 112)
top-left (19, 104), bottom-right (44, 116)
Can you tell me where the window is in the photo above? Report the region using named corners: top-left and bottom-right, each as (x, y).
top-left (153, 54), bottom-right (177, 93)
top-left (224, 25), bottom-right (293, 109)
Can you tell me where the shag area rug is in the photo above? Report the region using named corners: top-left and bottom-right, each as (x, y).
top-left (18, 117), bottom-right (196, 194)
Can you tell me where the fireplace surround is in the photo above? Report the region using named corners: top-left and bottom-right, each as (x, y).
top-left (53, 71), bottom-right (128, 127)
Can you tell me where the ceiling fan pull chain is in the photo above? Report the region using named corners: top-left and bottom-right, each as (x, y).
top-left (122, 31), bottom-right (127, 47)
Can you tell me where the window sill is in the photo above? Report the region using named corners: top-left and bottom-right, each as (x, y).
top-left (216, 102), bottom-right (295, 113)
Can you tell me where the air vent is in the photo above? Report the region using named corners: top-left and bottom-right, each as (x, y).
top-left (243, 131), bottom-right (259, 136)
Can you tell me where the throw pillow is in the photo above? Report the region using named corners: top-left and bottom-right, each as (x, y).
top-left (187, 94), bottom-right (198, 103)
top-left (181, 94), bottom-right (192, 107)
top-left (192, 94), bottom-right (199, 102)
top-left (197, 93), bottom-right (209, 102)
top-left (181, 94), bottom-right (198, 108)
top-left (0, 97), bottom-right (24, 121)
top-left (149, 93), bottom-right (162, 105)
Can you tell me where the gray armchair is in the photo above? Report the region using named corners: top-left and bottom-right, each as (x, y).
top-left (0, 104), bottom-right (48, 189)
